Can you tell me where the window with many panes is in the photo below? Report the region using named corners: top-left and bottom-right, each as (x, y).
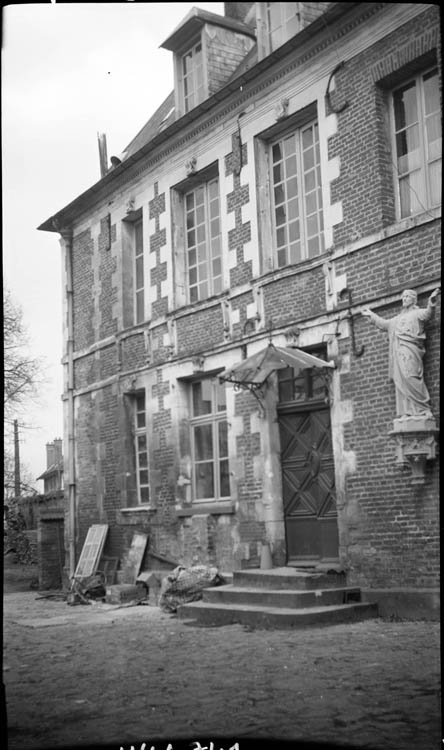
top-left (271, 120), bottom-right (324, 267)
top-left (134, 218), bottom-right (145, 324)
top-left (190, 378), bottom-right (230, 502)
top-left (266, 3), bottom-right (300, 52)
top-left (185, 177), bottom-right (222, 302)
top-left (182, 40), bottom-right (205, 113)
top-left (391, 67), bottom-right (441, 219)
top-left (134, 391), bottom-right (150, 505)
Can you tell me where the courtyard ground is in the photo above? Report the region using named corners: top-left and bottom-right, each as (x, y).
top-left (2, 559), bottom-right (441, 750)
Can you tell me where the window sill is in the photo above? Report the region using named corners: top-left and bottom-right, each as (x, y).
top-left (175, 501), bottom-right (235, 517)
top-left (117, 506), bottom-right (157, 525)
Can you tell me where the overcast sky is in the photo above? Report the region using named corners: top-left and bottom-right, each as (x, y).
top-left (2, 1), bottom-right (224, 488)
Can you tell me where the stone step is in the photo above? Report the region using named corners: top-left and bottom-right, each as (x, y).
top-left (233, 567), bottom-right (346, 590)
top-left (177, 600), bottom-right (379, 629)
top-left (203, 584), bottom-right (362, 608)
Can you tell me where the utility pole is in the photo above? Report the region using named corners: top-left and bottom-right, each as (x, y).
top-left (14, 419), bottom-right (21, 498)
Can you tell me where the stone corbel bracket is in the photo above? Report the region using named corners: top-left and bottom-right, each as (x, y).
top-left (389, 416), bottom-right (439, 485)
top-left (192, 355), bottom-right (205, 373)
top-left (185, 157), bottom-right (197, 176)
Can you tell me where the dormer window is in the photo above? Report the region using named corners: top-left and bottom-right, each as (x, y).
top-left (160, 7), bottom-right (255, 119)
top-left (182, 39), bottom-right (205, 113)
top-left (266, 2), bottom-right (300, 52)
top-left (257, 3), bottom-right (332, 60)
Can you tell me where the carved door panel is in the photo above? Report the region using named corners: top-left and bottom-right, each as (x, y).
top-left (278, 406), bottom-right (338, 564)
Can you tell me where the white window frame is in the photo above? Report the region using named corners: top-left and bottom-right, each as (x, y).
top-left (181, 37), bottom-right (206, 114)
top-left (270, 118), bottom-right (324, 268)
top-left (184, 176), bottom-right (222, 303)
top-left (265, 2), bottom-right (300, 54)
top-left (190, 377), bottom-right (230, 503)
top-left (390, 67), bottom-right (441, 220)
top-left (134, 217), bottom-right (145, 324)
top-left (134, 391), bottom-right (150, 506)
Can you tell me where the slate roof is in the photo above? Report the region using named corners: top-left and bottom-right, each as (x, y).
top-left (37, 462), bottom-right (64, 482)
top-left (122, 91), bottom-right (176, 161)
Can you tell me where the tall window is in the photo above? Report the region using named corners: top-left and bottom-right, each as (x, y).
top-left (182, 40), bottom-right (205, 113)
top-left (271, 120), bottom-right (324, 267)
top-left (266, 3), bottom-right (300, 52)
top-left (134, 218), bottom-right (145, 323)
top-left (134, 391), bottom-right (150, 505)
top-left (391, 68), bottom-right (441, 219)
top-left (185, 177), bottom-right (222, 302)
top-left (190, 378), bottom-right (230, 502)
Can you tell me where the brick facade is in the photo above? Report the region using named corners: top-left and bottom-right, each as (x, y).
top-left (41, 4), bottom-right (441, 615)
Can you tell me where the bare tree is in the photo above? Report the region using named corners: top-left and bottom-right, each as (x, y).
top-left (4, 287), bottom-right (43, 418)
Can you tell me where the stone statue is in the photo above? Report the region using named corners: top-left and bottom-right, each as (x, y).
top-left (361, 288), bottom-right (440, 418)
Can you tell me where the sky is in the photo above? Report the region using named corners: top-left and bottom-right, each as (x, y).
top-left (2, 1), bottom-right (224, 489)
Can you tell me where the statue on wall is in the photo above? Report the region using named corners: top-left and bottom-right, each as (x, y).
top-left (361, 288), bottom-right (440, 418)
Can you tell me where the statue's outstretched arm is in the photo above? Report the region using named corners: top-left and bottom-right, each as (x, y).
top-left (361, 307), bottom-right (390, 330)
top-left (419, 288), bottom-right (440, 322)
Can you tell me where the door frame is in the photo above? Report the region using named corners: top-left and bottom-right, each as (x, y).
top-left (277, 397), bottom-right (339, 566)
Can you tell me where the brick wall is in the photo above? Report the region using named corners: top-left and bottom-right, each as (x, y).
top-left (38, 515), bottom-right (65, 590)
top-left (176, 305), bottom-right (225, 356)
top-left (72, 229), bottom-right (94, 349)
top-left (262, 265), bottom-right (326, 329)
top-left (149, 183), bottom-right (168, 320)
top-left (225, 135), bottom-right (252, 287)
top-left (98, 215), bottom-right (118, 338)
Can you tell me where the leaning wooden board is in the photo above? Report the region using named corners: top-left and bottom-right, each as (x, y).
top-left (74, 524), bottom-right (108, 579)
top-left (119, 532), bottom-right (149, 584)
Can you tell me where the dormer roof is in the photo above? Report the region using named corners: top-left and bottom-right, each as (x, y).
top-left (160, 6), bottom-right (256, 52)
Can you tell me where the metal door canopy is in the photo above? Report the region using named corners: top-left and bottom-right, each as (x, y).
top-left (219, 343), bottom-right (335, 389)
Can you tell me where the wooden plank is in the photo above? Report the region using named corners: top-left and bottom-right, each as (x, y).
top-left (74, 524), bottom-right (108, 579)
top-left (99, 556), bottom-right (119, 585)
top-left (119, 532), bottom-right (148, 584)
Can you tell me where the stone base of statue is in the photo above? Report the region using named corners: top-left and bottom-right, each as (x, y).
top-left (389, 414), bottom-right (439, 485)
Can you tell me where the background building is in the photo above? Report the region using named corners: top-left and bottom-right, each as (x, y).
top-left (36, 438), bottom-right (64, 494)
top-left (39, 2), bottom-right (441, 617)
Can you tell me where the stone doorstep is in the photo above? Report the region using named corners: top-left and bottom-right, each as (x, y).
top-left (233, 567), bottom-right (347, 590)
top-left (177, 600), bottom-right (379, 629)
top-left (176, 568), bottom-right (378, 629)
top-left (203, 585), bottom-right (362, 608)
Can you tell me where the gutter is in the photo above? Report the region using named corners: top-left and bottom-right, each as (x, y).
top-left (60, 228), bottom-right (77, 577)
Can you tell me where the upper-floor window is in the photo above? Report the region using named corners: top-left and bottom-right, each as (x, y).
top-left (134, 391), bottom-right (150, 505)
top-left (134, 217), bottom-right (145, 324)
top-left (190, 377), bottom-right (230, 502)
top-left (182, 40), bottom-right (205, 113)
top-left (391, 67), bottom-right (441, 219)
top-left (271, 120), bottom-right (324, 267)
top-left (266, 2), bottom-right (300, 52)
top-left (185, 177), bottom-right (222, 303)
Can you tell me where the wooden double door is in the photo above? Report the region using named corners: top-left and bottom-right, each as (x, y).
top-left (278, 403), bottom-right (338, 564)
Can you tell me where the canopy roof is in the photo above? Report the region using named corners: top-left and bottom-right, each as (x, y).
top-left (219, 343), bottom-right (334, 389)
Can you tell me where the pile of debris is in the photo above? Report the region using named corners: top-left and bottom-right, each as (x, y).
top-left (159, 565), bottom-right (225, 613)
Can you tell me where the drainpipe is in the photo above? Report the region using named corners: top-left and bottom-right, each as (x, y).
top-left (59, 227), bottom-right (76, 578)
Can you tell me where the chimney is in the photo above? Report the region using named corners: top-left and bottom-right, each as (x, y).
top-left (97, 132), bottom-right (109, 178)
top-left (53, 438), bottom-right (63, 464)
top-left (46, 442), bottom-right (55, 468)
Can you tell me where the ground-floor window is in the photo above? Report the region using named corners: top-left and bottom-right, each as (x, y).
top-left (190, 377), bottom-right (230, 502)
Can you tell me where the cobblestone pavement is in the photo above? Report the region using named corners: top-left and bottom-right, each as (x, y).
top-left (3, 578), bottom-right (441, 750)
